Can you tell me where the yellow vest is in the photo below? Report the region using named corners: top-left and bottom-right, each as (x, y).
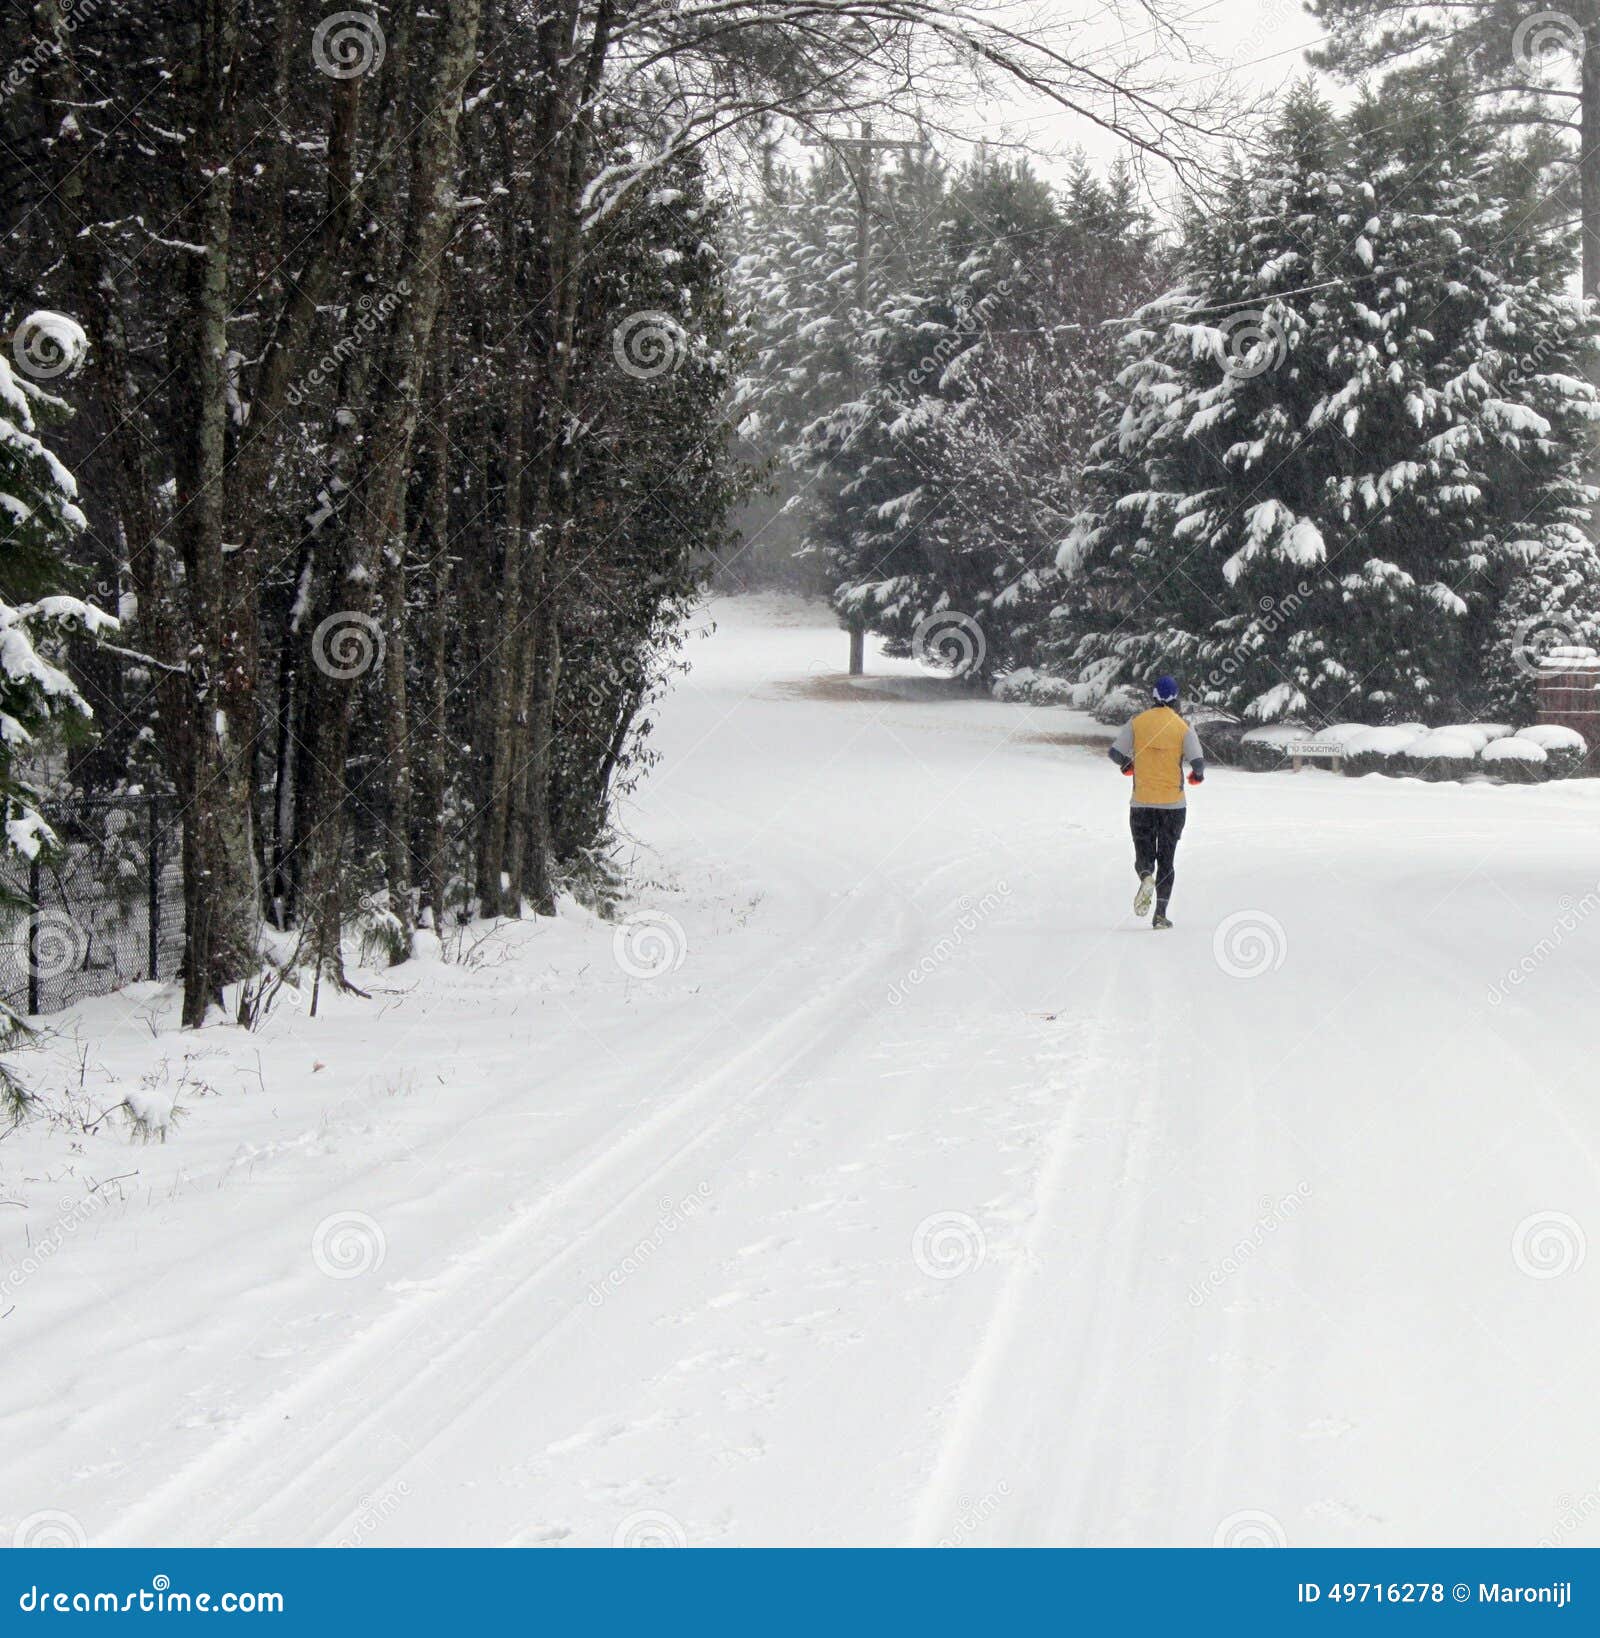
top-left (1130, 706), bottom-right (1189, 806)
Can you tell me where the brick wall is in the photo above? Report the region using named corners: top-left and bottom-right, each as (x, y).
top-left (1537, 653), bottom-right (1600, 763)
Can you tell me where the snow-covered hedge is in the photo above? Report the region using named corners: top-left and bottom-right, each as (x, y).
top-left (1481, 737), bottom-right (1548, 783)
top-left (991, 668), bottom-right (1077, 706)
top-left (1337, 726), bottom-right (1417, 778)
top-left (1400, 731), bottom-right (1480, 782)
top-left (1092, 685), bottom-right (1145, 727)
top-left (1513, 724), bottom-right (1587, 779)
top-left (1235, 723), bottom-right (1312, 772)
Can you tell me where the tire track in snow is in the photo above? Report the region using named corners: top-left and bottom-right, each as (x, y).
top-left (906, 930), bottom-right (1166, 1547)
top-left (102, 842), bottom-right (997, 1546)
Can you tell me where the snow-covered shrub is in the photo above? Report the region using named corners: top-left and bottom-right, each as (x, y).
top-left (559, 834), bottom-right (629, 921)
top-left (1513, 724), bottom-right (1588, 779)
top-left (992, 669), bottom-right (1036, 703)
top-left (1237, 723), bottom-right (1311, 772)
top-left (1092, 685), bottom-right (1145, 727)
top-left (1400, 731), bottom-right (1481, 781)
top-left (123, 1084), bottom-right (180, 1144)
top-left (1321, 723), bottom-right (1373, 748)
top-left (992, 668), bottom-right (1076, 706)
top-left (1481, 737), bottom-right (1549, 783)
top-left (1466, 723), bottom-right (1514, 744)
top-left (1189, 710), bottom-right (1244, 765)
top-left (1342, 725), bottom-right (1426, 778)
top-left (1515, 724), bottom-right (1587, 753)
top-left (1436, 724), bottom-right (1496, 753)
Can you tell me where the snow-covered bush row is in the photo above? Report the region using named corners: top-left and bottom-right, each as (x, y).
top-left (1195, 715), bottom-right (1589, 783)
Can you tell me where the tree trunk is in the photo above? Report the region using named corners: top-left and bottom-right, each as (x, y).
top-left (379, 532), bottom-right (414, 956)
top-left (297, 0), bottom-right (484, 979)
top-left (1583, 33), bottom-right (1600, 537)
top-left (172, 0), bottom-right (259, 1026)
top-left (414, 330), bottom-right (454, 932)
top-left (477, 378), bottom-right (528, 916)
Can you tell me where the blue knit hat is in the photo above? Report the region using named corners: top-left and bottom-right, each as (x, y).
top-left (1153, 675), bottom-right (1179, 703)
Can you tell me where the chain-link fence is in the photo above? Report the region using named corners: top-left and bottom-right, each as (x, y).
top-left (0, 795), bottom-right (183, 1018)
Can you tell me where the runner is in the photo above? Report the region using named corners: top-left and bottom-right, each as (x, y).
top-left (1108, 677), bottom-right (1205, 929)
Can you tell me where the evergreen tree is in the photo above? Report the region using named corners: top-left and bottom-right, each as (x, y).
top-left (0, 331), bottom-right (115, 1068)
top-left (734, 152), bottom-right (1163, 676)
top-left (1057, 84), bottom-right (1600, 723)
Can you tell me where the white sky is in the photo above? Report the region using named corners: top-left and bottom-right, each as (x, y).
top-left (945, 0), bottom-right (1336, 190)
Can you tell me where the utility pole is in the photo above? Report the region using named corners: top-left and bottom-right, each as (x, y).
top-left (804, 120), bottom-right (931, 675)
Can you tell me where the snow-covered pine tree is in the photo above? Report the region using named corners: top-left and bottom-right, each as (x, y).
top-left (1056, 83), bottom-right (1600, 723)
top-left (0, 327), bottom-right (115, 1079)
top-left (914, 161), bottom-right (1167, 674)
top-left (802, 156), bottom-right (1048, 671)
top-left (769, 153), bottom-right (1161, 679)
top-left (727, 164), bottom-right (866, 589)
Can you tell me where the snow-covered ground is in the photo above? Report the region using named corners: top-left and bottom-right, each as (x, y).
top-left (4, 593), bottom-right (1599, 1549)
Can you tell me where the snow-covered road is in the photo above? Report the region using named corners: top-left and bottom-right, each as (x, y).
top-left (5, 594), bottom-right (1600, 1548)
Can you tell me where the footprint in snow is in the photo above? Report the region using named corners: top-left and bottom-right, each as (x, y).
top-left (734, 1235), bottom-right (794, 1259)
top-left (506, 1523), bottom-right (572, 1547)
top-left (545, 1412), bottom-right (662, 1456)
top-left (1301, 1417), bottom-right (1356, 1441)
